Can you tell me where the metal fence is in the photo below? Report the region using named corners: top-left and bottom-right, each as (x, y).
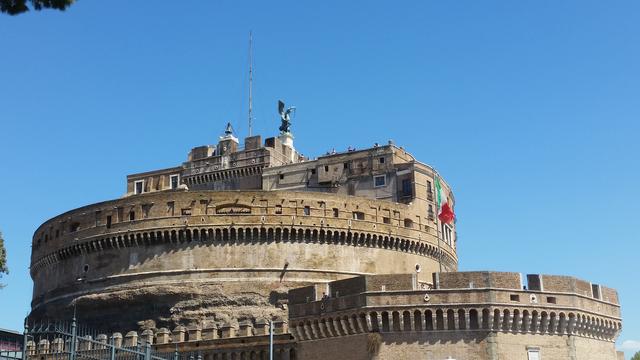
top-left (23, 319), bottom-right (175, 360)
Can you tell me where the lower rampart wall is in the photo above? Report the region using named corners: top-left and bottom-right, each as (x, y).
top-left (295, 330), bottom-right (620, 360)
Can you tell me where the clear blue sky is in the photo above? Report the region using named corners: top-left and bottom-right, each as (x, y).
top-left (1, 1), bottom-right (638, 357)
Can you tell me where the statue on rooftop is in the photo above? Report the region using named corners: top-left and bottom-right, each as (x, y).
top-left (224, 122), bottom-right (234, 136)
top-left (278, 100), bottom-right (295, 133)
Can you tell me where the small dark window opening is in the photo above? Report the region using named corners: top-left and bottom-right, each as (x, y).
top-left (404, 219), bottom-right (413, 228)
top-left (167, 201), bottom-right (175, 216)
top-left (332, 208), bottom-right (339, 217)
top-left (310, 169), bottom-right (316, 175)
top-left (402, 179), bottom-right (412, 196)
top-left (353, 211), bottom-right (365, 220)
top-left (181, 208), bottom-right (192, 216)
top-left (142, 204), bottom-right (152, 219)
top-left (279, 174), bottom-right (284, 180)
top-left (275, 205), bottom-right (283, 214)
top-left (592, 284), bottom-right (601, 299)
top-left (83, 264), bottom-right (90, 273)
top-left (106, 216), bottom-right (112, 229)
top-left (510, 294), bottom-right (520, 302)
top-left (383, 217), bottom-right (391, 224)
top-left (324, 165), bottom-right (329, 172)
top-left (95, 211), bottom-right (102, 226)
top-left (343, 162), bottom-right (349, 169)
top-left (546, 296), bottom-right (557, 304)
top-left (129, 211), bottom-right (135, 221)
top-left (379, 157), bottom-right (385, 164)
top-left (55, 229), bottom-right (60, 238)
top-left (303, 206), bottom-right (310, 216)
top-left (170, 175), bottom-right (179, 190)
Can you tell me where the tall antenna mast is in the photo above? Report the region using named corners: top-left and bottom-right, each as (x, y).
top-left (248, 30), bottom-right (254, 137)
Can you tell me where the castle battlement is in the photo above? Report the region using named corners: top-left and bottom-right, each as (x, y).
top-left (287, 273), bottom-right (622, 360)
top-left (25, 318), bottom-right (296, 360)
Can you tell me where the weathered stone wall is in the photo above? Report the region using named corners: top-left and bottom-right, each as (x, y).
top-left (289, 273), bottom-right (622, 360)
top-left (30, 190), bottom-right (457, 330)
top-left (294, 330), bottom-right (620, 360)
top-left (376, 332), bottom-right (489, 360)
top-left (437, 271), bottom-right (521, 290)
top-left (296, 334), bottom-right (369, 360)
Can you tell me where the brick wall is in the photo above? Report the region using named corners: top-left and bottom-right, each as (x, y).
top-left (437, 271), bottom-right (521, 290)
top-left (364, 274), bottom-right (414, 292)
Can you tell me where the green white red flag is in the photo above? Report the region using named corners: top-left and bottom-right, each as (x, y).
top-left (435, 176), bottom-right (455, 224)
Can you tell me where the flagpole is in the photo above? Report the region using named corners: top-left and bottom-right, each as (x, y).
top-left (248, 30), bottom-right (254, 137)
top-left (434, 173), bottom-right (443, 274)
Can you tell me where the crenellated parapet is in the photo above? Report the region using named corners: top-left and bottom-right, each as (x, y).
top-left (25, 318), bottom-right (295, 360)
top-left (288, 272), bottom-right (622, 343)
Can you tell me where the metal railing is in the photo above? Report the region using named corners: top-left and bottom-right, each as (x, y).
top-left (23, 318), bottom-right (173, 360)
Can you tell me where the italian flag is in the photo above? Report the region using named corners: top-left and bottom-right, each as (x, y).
top-left (435, 176), bottom-right (455, 224)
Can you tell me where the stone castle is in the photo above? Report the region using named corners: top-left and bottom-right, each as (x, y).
top-left (28, 111), bottom-right (623, 359)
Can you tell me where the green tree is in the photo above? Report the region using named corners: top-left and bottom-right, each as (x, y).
top-left (1, 0), bottom-right (74, 15)
top-left (632, 351), bottom-right (640, 360)
top-left (0, 231), bottom-right (7, 288)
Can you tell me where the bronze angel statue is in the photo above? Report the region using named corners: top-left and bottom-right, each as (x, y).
top-left (278, 100), bottom-right (295, 133)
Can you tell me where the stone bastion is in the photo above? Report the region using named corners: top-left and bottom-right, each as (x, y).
top-left (29, 189), bottom-right (457, 330)
top-left (289, 272), bottom-right (622, 360)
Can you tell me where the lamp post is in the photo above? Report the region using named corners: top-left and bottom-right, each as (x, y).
top-left (269, 320), bottom-right (274, 360)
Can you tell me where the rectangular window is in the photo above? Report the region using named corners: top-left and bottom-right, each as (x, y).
top-left (310, 169), bottom-right (316, 175)
top-left (303, 206), bottom-right (310, 216)
top-left (592, 284), bottom-right (601, 299)
top-left (510, 294), bottom-right (520, 302)
top-left (324, 165), bottom-right (329, 172)
top-left (332, 208), bottom-right (339, 218)
top-left (428, 205), bottom-right (435, 220)
top-left (129, 210), bottom-right (135, 221)
top-left (374, 175), bottom-right (386, 188)
top-left (383, 217), bottom-right (391, 224)
top-left (279, 173), bottom-right (284, 180)
top-left (117, 207), bottom-right (124, 222)
top-left (403, 219), bottom-right (413, 228)
top-left (181, 208), bottom-right (192, 216)
top-left (353, 211), bottom-right (365, 220)
top-left (134, 180), bottom-right (144, 195)
top-left (167, 201), bottom-right (175, 216)
top-left (379, 157), bottom-right (385, 164)
top-left (343, 162), bottom-right (349, 169)
top-left (275, 205), bottom-right (283, 214)
top-left (402, 179), bottom-right (412, 196)
top-left (527, 348), bottom-right (540, 360)
top-left (170, 175), bottom-right (179, 190)
top-left (106, 215), bottom-right (112, 229)
top-left (546, 296), bottom-right (557, 304)
top-left (142, 204), bottom-right (152, 219)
